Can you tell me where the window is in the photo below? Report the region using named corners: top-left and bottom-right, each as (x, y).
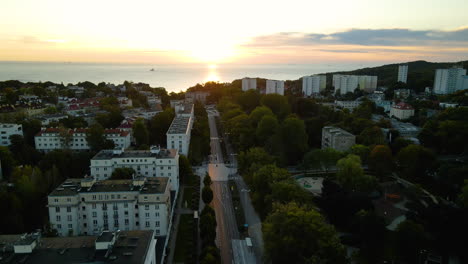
top-left (68, 224), bottom-right (73, 229)
top-left (155, 204), bottom-right (159, 209)
top-left (145, 205), bottom-right (149, 210)
top-left (92, 204), bottom-right (96, 209)
top-left (55, 207), bottom-right (60, 213)
top-left (155, 212), bottom-right (159, 217)
top-left (92, 195), bottom-right (97, 200)
top-left (56, 215), bottom-right (61, 221)
top-left (67, 207), bottom-right (71, 212)
top-left (124, 203), bottom-right (128, 208)
top-left (155, 229), bottom-right (160, 235)
top-left (144, 196), bottom-right (148, 202)
top-left (125, 219), bottom-right (129, 225)
top-left (93, 220), bottom-right (98, 225)
top-left (114, 219), bottom-right (119, 227)
top-left (92, 212), bottom-right (97, 218)
top-left (155, 221), bottom-right (160, 227)
top-left (83, 214), bottom-right (87, 219)
top-left (145, 212), bottom-right (150, 218)
top-left (57, 224), bottom-right (62, 229)
top-left (145, 221), bottom-right (150, 227)
top-left (67, 215), bottom-right (72, 221)
top-left (67, 198), bottom-right (71, 202)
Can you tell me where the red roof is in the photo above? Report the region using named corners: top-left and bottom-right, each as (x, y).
top-left (392, 102), bottom-right (414, 110)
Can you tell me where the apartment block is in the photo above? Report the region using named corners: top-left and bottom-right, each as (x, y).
top-left (321, 126), bottom-right (356, 152)
top-left (265, 80), bottom-right (285, 95)
top-left (89, 147), bottom-right (179, 191)
top-left (35, 128), bottom-right (131, 152)
top-left (48, 177), bottom-right (172, 238)
top-left (302, 75), bottom-right (326, 96)
top-left (398, 64), bottom-right (408, 83)
top-left (434, 68), bottom-right (467, 94)
top-left (0, 123), bottom-right (23, 146)
top-left (390, 102), bottom-right (415, 120)
top-left (333, 75), bottom-right (378, 94)
top-left (242, 78), bottom-right (257, 91)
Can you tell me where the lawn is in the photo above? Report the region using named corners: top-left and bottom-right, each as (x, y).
top-left (173, 214), bottom-right (195, 262)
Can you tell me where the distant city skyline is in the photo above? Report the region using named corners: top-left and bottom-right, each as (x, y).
top-left (1, 0), bottom-right (468, 64)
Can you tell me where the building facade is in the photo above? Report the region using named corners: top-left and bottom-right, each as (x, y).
top-left (89, 147), bottom-right (179, 191)
top-left (335, 100), bottom-right (362, 111)
top-left (433, 68), bottom-right (467, 94)
top-left (333, 75), bottom-right (378, 94)
top-left (48, 177), bottom-right (171, 238)
top-left (302, 75), bottom-right (326, 96)
top-left (242, 78), bottom-right (257, 91)
top-left (0, 123), bottom-right (23, 146)
top-left (321, 126), bottom-right (356, 152)
top-left (35, 128), bottom-right (131, 152)
top-left (456, 75), bottom-right (468, 92)
top-left (265, 80), bottom-right (285, 95)
top-left (398, 64), bottom-right (408, 83)
top-left (390, 102), bottom-right (415, 120)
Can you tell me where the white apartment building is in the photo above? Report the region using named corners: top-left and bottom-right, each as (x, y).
top-left (456, 75), bottom-right (468, 92)
top-left (302, 75), bottom-right (326, 97)
top-left (35, 128), bottom-right (131, 152)
top-left (167, 116), bottom-right (192, 156)
top-left (0, 123), bottom-right (23, 146)
top-left (333, 75), bottom-right (378, 94)
top-left (390, 102), bottom-right (415, 120)
top-left (47, 177), bottom-right (171, 238)
top-left (433, 68), bottom-right (467, 94)
top-left (335, 100), bottom-right (362, 111)
top-left (266, 80), bottom-right (285, 95)
top-left (89, 147), bottom-right (179, 191)
top-left (398, 64), bottom-right (408, 83)
top-left (242, 78), bottom-right (257, 91)
top-left (322, 126), bottom-right (356, 152)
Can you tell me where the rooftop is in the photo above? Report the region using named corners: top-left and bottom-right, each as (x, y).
top-left (36, 127), bottom-right (129, 137)
top-left (92, 148), bottom-right (177, 160)
top-left (0, 230), bottom-right (155, 264)
top-left (323, 126), bottom-right (354, 137)
top-left (392, 102), bottom-right (414, 110)
top-left (167, 116), bottom-right (191, 134)
top-left (49, 177), bottom-right (169, 197)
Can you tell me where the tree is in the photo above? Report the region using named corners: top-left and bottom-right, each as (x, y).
top-left (303, 148), bottom-right (343, 172)
top-left (277, 116), bottom-right (308, 165)
top-left (203, 173), bottom-right (212, 186)
top-left (396, 144), bottom-right (436, 182)
top-left (248, 106), bottom-right (274, 125)
top-left (256, 115), bottom-right (278, 145)
top-left (110, 168), bottom-right (135, 179)
top-left (21, 119), bottom-right (42, 146)
top-left (395, 220), bottom-right (429, 263)
top-left (458, 179), bottom-right (468, 208)
top-left (0, 146), bottom-right (16, 180)
top-left (350, 144), bottom-right (371, 164)
top-left (86, 123), bottom-right (114, 152)
top-left (336, 154), bottom-right (376, 192)
top-left (358, 126), bottom-right (384, 145)
top-left (236, 89), bottom-right (260, 113)
top-left (263, 202), bottom-right (347, 264)
top-left (368, 145), bottom-right (393, 178)
top-left (149, 108), bottom-right (175, 146)
top-left (260, 94), bottom-right (291, 119)
top-left (132, 118), bottom-right (149, 147)
top-left (8, 134), bottom-right (40, 165)
top-left (202, 186), bottom-right (213, 204)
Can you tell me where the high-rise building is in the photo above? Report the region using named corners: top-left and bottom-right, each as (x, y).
top-left (242, 78), bottom-right (257, 91)
top-left (48, 177), bottom-right (172, 237)
top-left (433, 68), bottom-right (467, 94)
top-left (398, 64), bottom-right (408, 83)
top-left (266, 80), bottom-right (285, 95)
top-left (321, 126), bottom-right (356, 152)
top-left (456, 75), bottom-right (468, 92)
top-left (302, 75), bottom-right (326, 96)
top-left (333, 75), bottom-right (377, 94)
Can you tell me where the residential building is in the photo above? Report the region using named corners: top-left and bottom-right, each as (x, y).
top-left (242, 78), bottom-right (257, 91)
top-left (48, 177), bottom-right (172, 238)
top-left (390, 102), bottom-right (415, 120)
top-left (433, 68), bottom-right (466, 94)
top-left (302, 75), bottom-right (326, 96)
top-left (456, 75), bottom-right (468, 92)
top-left (321, 126), bottom-right (356, 152)
top-left (89, 147), bottom-right (179, 191)
top-left (166, 116), bottom-right (192, 156)
top-left (0, 230), bottom-right (157, 264)
top-left (333, 75), bottom-right (378, 94)
top-left (335, 100), bottom-right (362, 111)
top-left (185, 91), bottom-right (209, 103)
top-left (37, 113), bottom-right (68, 125)
top-left (35, 128), bottom-right (131, 152)
top-left (390, 119), bottom-right (420, 138)
top-left (265, 80), bottom-right (285, 95)
top-left (0, 123), bottom-right (23, 146)
top-left (398, 64), bottom-right (408, 83)
top-left (394, 89), bottom-right (411, 99)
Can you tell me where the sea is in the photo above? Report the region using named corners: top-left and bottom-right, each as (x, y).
top-left (0, 61), bottom-right (382, 93)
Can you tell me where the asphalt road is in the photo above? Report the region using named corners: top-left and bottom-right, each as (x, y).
top-left (207, 109), bottom-right (240, 264)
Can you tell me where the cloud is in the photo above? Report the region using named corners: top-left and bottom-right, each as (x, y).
top-left (246, 27), bottom-right (468, 47)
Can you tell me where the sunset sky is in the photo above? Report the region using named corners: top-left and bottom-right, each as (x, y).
top-left (1, 0), bottom-right (468, 64)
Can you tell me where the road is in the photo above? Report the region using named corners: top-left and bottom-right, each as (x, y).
top-left (207, 108), bottom-right (240, 264)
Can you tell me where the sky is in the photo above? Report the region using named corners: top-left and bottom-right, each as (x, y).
top-left (1, 0), bottom-right (468, 64)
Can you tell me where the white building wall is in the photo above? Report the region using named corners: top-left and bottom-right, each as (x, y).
top-left (434, 68), bottom-right (466, 94)
top-left (0, 124), bottom-right (23, 146)
top-left (242, 78), bottom-right (257, 91)
top-left (398, 65), bottom-right (408, 83)
top-left (266, 80), bottom-right (285, 95)
top-left (302, 75), bottom-right (326, 96)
